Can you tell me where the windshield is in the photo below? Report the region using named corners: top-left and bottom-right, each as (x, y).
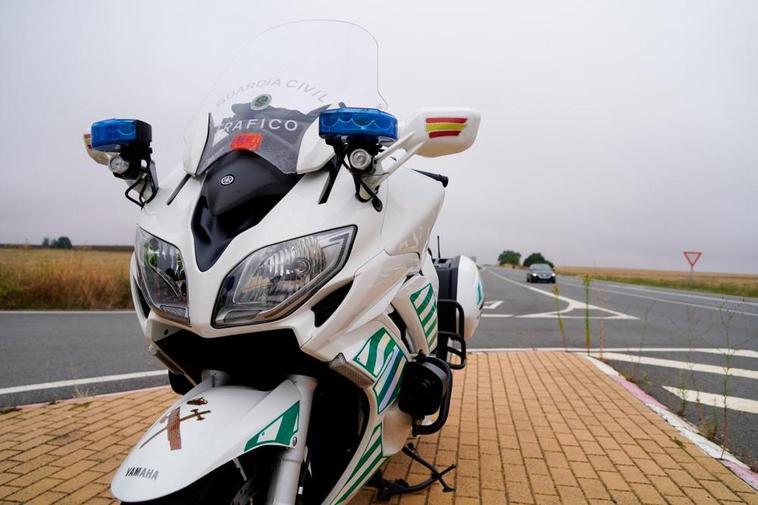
top-left (531, 264), bottom-right (552, 271)
top-left (184, 20), bottom-right (386, 175)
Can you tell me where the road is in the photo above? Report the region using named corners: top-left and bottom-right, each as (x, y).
top-left (1, 267), bottom-right (757, 467)
top-left (0, 312), bottom-right (165, 406)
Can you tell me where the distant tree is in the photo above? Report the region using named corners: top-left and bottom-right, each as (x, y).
top-left (53, 236), bottom-right (73, 249)
top-left (523, 252), bottom-right (553, 268)
top-left (42, 237), bottom-right (50, 248)
top-left (498, 250), bottom-right (521, 267)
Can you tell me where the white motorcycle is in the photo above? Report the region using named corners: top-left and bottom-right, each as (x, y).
top-left (84, 20), bottom-right (483, 505)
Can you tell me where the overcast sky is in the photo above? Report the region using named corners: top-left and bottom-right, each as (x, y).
top-left (1, 0), bottom-right (756, 273)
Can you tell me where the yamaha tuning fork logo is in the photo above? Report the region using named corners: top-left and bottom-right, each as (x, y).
top-left (220, 175), bottom-right (235, 186)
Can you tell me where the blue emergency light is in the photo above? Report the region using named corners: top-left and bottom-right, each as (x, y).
top-left (319, 108), bottom-right (397, 143)
top-left (90, 119), bottom-right (152, 153)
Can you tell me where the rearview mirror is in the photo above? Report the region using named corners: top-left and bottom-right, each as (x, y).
top-left (399, 107), bottom-right (480, 158)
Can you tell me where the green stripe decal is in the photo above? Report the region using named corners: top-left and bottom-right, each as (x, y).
top-left (411, 283), bottom-right (438, 348)
top-left (374, 350), bottom-right (404, 413)
top-left (354, 328), bottom-right (396, 378)
top-left (333, 424), bottom-right (386, 505)
top-left (244, 401), bottom-right (299, 452)
top-left (476, 279), bottom-right (484, 306)
top-left (413, 285), bottom-right (434, 314)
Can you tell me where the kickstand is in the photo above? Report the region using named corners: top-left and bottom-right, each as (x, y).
top-left (367, 443), bottom-right (456, 500)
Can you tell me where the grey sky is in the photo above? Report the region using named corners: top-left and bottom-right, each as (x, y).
top-left (1, 0), bottom-right (756, 273)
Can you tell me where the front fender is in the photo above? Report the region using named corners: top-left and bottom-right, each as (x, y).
top-left (111, 380), bottom-right (302, 502)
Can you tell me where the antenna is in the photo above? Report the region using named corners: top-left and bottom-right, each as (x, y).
top-left (436, 235), bottom-right (441, 259)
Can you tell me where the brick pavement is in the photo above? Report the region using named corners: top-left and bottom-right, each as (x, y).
top-left (1, 352), bottom-right (757, 504)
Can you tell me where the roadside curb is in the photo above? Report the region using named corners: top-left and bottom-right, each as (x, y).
top-left (583, 354), bottom-right (758, 491)
top-left (12, 385), bottom-right (170, 411)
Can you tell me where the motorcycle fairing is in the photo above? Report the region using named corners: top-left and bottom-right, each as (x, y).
top-left (321, 320), bottom-right (412, 505)
top-left (111, 380), bottom-right (302, 502)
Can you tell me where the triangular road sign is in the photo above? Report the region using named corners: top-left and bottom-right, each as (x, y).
top-left (683, 251), bottom-right (702, 267)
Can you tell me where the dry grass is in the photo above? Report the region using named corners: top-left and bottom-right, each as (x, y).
top-left (0, 248), bottom-right (133, 309)
top-left (556, 266), bottom-right (758, 298)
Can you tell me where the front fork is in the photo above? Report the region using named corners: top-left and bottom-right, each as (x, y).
top-left (267, 375), bottom-right (318, 505)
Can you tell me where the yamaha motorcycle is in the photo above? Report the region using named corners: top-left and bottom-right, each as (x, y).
top-left (84, 20), bottom-right (482, 505)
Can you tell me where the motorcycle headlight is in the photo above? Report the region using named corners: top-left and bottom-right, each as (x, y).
top-left (135, 228), bottom-right (189, 323)
top-left (214, 226), bottom-right (356, 327)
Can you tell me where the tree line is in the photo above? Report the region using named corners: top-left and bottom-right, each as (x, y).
top-left (498, 250), bottom-right (554, 268)
top-left (41, 236), bottom-right (73, 249)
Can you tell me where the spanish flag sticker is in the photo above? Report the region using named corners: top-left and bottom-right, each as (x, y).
top-left (425, 117), bottom-right (467, 138)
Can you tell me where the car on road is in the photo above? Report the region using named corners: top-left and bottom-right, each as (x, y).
top-left (526, 263), bottom-right (556, 283)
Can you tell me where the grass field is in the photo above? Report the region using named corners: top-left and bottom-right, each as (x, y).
top-left (0, 248), bottom-right (133, 310)
top-left (556, 266), bottom-right (758, 299)
top-left (3, 248), bottom-right (758, 309)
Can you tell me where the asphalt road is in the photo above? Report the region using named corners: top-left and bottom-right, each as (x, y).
top-left (0, 312), bottom-right (165, 406)
top-left (1, 267), bottom-right (757, 467)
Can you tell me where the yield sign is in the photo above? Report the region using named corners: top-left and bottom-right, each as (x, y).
top-left (684, 251), bottom-right (702, 267)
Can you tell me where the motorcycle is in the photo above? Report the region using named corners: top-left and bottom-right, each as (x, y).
top-left (83, 20), bottom-right (483, 505)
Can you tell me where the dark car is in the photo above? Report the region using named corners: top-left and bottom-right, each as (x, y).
top-left (526, 263), bottom-right (556, 283)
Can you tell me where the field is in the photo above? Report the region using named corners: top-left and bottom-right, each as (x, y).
top-left (0, 248), bottom-right (133, 310)
top-left (3, 248), bottom-right (758, 309)
top-left (556, 266), bottom-right (758, 299)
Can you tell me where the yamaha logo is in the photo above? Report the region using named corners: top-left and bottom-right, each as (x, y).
top-left (220, 175), bottom-right (234, 186)
top-left (250, 94), bottom-right (272, 110)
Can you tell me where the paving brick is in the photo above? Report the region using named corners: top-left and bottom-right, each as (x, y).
top-left (26, 490), bottom-right (67, 505)
top-left (596, 470), bottom-right (630, 491)
top-left (555, 485), bottom-right (586, 503)
top-left (699, 479), bottom-right (741, 501)
top-left (1, 352), bottom-right (756, 505)
top-left (681, 485), bottom-right (720, 504)
top-left (4, 477), bottom-right (62, 503)
top-left (576, 478), bottom-right (610, 500)
top-left (629, 482), bottom-right (667, 504)
top-left (649, 475), bottom-right (684, 497)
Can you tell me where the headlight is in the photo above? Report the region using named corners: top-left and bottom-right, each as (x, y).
top-left (135, 228), bottom-right (189, 323)
top-left (551, 273), bottom-right (556, 277)
top-left (214, 226), bottom-right (356, 328)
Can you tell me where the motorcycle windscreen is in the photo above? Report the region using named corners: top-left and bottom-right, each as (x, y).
top-left (184, 20), bottom-right (387, 176)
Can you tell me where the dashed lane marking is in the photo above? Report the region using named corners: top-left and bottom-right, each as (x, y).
top-left (559, 278), bottom-right (758, 307)
top-left (0, 370), bottom-right (166, 396)
top-left (555, 280), bottom-right (758, 318)
top-left (590, 352), bottom-right (758, 380)
top-left (662, 387), bottom-right (758, 415)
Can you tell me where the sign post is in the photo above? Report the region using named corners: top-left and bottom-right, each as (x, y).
top-left (683, 251), bottom-right (702, 285)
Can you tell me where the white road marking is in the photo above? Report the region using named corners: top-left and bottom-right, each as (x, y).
top-left (481, 314), bottom-right (513, 318)
top-left (577, 280), bottom-right (758, 307)
top-left (468, 347), bottom-right (758, 359)
top-left (590, 352), bottom-right (758, 380)
top-left (555, 279), bottom-right (758, 318)
top-left (0, 370), bottom-right (166, 396)
top-left (662, 387), bottom-right (758, 415)
top-left (485, 270), bottom-right (638, 320)
top-left (482, 300), bottom-right (503, 310)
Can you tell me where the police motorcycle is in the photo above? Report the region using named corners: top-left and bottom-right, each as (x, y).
top-left (83, 20), bottom-right (483, 505)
